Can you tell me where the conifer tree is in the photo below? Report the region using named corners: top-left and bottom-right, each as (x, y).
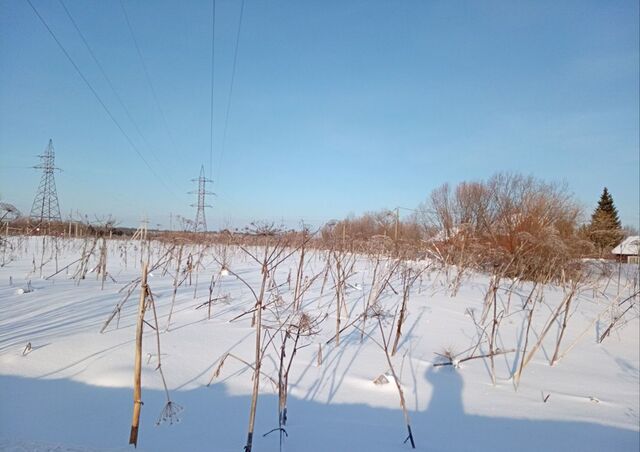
top-left (588, 187), bottom-right (622, 252)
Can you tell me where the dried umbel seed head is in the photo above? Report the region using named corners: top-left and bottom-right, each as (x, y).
top-left (442, 347), bottom-right (456, 361)
top-left (156, 401), bottom-right (183, 426)
top-left (297, 313), bottom-right (312, 333)
top-left (369, 302), bottom-right (390, 320)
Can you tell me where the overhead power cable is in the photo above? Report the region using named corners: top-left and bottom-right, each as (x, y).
top-left (119, 0), bottom-right (178, 151)
top-left (216, 0), bottom-right (245, 188)
top-left (57, 0), bottom-right (172, 181)
top-left (0, 166), bottom-right (33, 171)
top-left (209, 0), bottom-right (216, 180)
top-left (26, 0), bottom-right (175, 196)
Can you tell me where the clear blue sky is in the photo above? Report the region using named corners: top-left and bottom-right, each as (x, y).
top-left (1, 0), bottom-right (638, 229)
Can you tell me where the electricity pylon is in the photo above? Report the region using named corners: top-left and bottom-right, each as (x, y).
top-left (190, 165), bottom-right (214, 232)
top-left (30, 139), bottom-right (62, 222)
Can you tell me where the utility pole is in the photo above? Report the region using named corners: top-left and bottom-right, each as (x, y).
top-left (30, 139), bottom-right (62, 223)
top-left (190, 165), bottom-right (214, 232)
top-left (393, 206), bottom-right (421, 243)
top-left (394, 207), bottom-right (399, 242)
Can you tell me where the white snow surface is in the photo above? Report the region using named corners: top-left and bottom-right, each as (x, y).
top-left (612, 236), bottom-right (640, 256)
top-left (0, 237), bottom-right (638, 451)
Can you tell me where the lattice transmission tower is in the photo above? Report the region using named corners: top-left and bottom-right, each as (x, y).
top-left (190, 165), bottom-right (214, 232)
top-left (30, 139), bottom-right (62, 222)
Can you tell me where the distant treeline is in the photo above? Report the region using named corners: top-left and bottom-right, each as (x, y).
top-left (3, 173), bottom-right (636, 283)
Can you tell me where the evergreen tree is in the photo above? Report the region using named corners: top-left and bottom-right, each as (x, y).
top-left (588, 187), bottom-right (622, 252)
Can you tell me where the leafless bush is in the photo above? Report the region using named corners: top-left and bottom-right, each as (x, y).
top-left (418, 173), bottom-right (590, 282)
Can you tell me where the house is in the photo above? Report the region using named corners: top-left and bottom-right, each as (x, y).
top-left (611, 235), bottom-right (640, 264)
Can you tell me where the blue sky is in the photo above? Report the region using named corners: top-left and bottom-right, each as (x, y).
top-left (1, 0), bottom-right (638, 229)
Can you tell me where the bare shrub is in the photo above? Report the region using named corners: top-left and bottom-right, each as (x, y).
top-left (418, 173), bottom-right (590, 282)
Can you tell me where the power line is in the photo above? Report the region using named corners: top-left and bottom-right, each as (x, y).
top-left (57, 0), bottom-right (172, 182)
top-left (216, 0), bottom-right (245, 189)
top-left (209, 0), bottom-right (216, 180)
top-left (26, 0), bottom-right (174, 196)
top-left (119, 0), bottom-right (178, 151)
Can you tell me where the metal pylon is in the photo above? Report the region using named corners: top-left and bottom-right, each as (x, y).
top-left (190, 165), bottom-right (214, 232)
top-left (30, 139), bottom-right (62, 222)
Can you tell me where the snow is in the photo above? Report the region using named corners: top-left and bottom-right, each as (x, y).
top-left (612, 236), bottom-right (640, 256)
top-left (0, 237), bottom-right (638, 451)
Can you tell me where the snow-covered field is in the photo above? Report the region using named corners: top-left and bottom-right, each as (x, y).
top-left (0, 237), bottom-right (638, 451)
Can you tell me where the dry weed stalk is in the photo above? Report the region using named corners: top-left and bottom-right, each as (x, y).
top-left (550, 277), bottom-right (583, 366)
top-left (360, 256), bottom-right (400, 342)
top-left (433, 347), bottom-right (515, 368)
top-left (329, 249), bottom-right (356, 346)
top-left (165, 245), bottom-right (184, 331)
top-left (263, 312), bottom-right (322, 451)
top-left (292, 227), bottom-right (309, 310)
top-left (486, 270), bottom-right (504, 385)
top-left (97, 237), bottom-right (108, 290)
top-left (598, 289), bottom-right (639, 343)
top-left (73, 236), bottom-right (98, 284)
top-left (513, 285), bottom-right (542, 389)
top-left (514, 276), bottom-right (583, 384)
top-left (210, 225), bottom-right (313, 452)
top-left (101, 245), bottom-right (175, 333)
top-left (361, 312), bottom-right (417, 449)
top-left (129, 262), bottom-right (180, 447)
top-left (391, 264), bottom-right (426, 356)
top-left (214, 230), bottom-right (319, 451)
top-left (128, 262), bottom-right (147, 446)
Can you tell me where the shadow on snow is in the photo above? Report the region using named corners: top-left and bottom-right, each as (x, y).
top-left (1, 366), bottom-right (638, 452)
